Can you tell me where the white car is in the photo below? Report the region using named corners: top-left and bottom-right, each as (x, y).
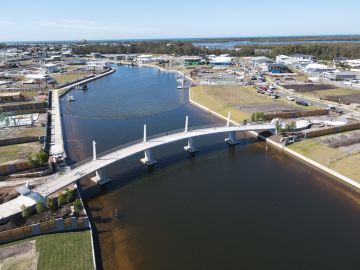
top-left (287, 96), bottom-right (295, 101)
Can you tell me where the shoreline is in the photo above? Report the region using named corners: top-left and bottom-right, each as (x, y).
top-left (188, 88), bottom-right (360, 192)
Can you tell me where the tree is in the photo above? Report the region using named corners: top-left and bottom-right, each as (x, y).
top-left (20, 205), bottom-right (32, 219)
top-left (275, 120), bottom-right (283, 135)
top-left (36, 201), bottom-right (46, 214)
top-left (73, 199), bottom-right (83, 214)
top-left (47, 197), bottom-right (57, 211)
top-left (289, 121), bottom-right (297, 130)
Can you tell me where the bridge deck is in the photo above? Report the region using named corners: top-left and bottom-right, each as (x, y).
top-left (35, 124), bottom-right (274, 196)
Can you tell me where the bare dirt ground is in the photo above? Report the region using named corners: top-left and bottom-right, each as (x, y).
top-left (238, 103), bottom-right (303, 114)
top-left (283, 84), bottom-right (336, 92)
top-left (325, 93), bottom-right (360, 105)
top-left (0, 240), bottom-right (38, 270)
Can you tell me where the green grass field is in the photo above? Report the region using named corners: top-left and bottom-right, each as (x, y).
top-left (1, 230), bottom-right (94, 270)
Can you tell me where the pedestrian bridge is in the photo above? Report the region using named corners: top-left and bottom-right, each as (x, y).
top-left (35, 114), bottom-right (276, 196)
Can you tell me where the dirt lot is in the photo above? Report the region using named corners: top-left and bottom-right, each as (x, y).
top-left (325, 93), bottom-right (360, 105)
top-left (238, 104), bottom-right (303, 114)
top-left (283, 84), bottom-right (336, 92)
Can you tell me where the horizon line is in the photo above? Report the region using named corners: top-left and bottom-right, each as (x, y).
top-left (2, 34), bottom-right (360, 44)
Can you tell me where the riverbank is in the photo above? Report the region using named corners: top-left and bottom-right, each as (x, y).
top-left (189, 87), bottom-right (360, 191)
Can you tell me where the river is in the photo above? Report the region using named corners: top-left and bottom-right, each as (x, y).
top-left (60, 65), bottom-right (360, 270)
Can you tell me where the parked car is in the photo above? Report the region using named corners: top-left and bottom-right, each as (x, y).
top-left (296, 100), bottom-right (309, 106)
top-left (327, 105), bottom-right (343, 113)
top-left (287, 96), bottom-right (295, 101)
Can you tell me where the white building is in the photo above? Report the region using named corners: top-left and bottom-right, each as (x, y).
top-left (86, 61), bottom-right (110, 71)
top-left (209, 55), bottom-right (233, 65)
top-left (44, 63), bottom-right (60, 73)
top-left (24, 74), bottom-right (54, 84)
top-left (305, 63), bottom-right (336, 73)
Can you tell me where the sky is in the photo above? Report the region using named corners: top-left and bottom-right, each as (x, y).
top-left (1, 0), bottom-right (360, 42)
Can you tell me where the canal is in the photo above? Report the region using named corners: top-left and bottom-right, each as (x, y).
top-left (61, 65), bottom-right (360, 270)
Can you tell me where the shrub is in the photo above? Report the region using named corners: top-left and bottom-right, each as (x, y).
top-left (58, 193), bottom-right (66, 208)
top-left (47, 197), bottom-right (57, 211)
top-left (36, 201), bottom-right (46, 214)
top-left (65, 189), bottom-right (76, 204)
top-left (20, 205), bottom-right (32, 219)
top-left (73, 199), bottom-right (83, 214)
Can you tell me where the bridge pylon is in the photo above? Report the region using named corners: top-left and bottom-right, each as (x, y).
top-left (224, 112), bottom-right (239, 145)
top-left (141, 149), bottom-right (158, 166)
top-left (183, 116), bottom-right (198, 152)
top-left (141, 125), bottom-right (158, 166)
top-left (91, 169), bottom-right (111, 185)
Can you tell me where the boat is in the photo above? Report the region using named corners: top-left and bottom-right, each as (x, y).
top-left (82, 84), bottom-right (88, 90)
top-left (67, 95), bottom-right (76, 102)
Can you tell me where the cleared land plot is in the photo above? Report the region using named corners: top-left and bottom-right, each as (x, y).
top-left (283, 84), bottom-right (336, 92)
top-left (0, 230), bottom-right (94, 270)
top-left (239, 104), bottom-right (303, 114)
top-left (0, 126), bottom-right (45, 139)
top-left (324, 93), bottom-right (360, 104)
top-left (0, 142), bottom-right (42, 164)
top-left (191, 85), bottom-right (316, 122)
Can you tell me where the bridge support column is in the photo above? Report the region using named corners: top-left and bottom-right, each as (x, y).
top-left (184, 137), bottom-right (198, 153)
top-left (225, 131), bottom-right (239, 145)
top-left (91, 169), bottom-right (111, 185)
top-left (140, 149), bottom-right (158, 166)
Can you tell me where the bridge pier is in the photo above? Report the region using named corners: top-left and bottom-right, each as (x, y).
top-left (141, 149), bottom-right (158, 166)
top-left (184, 137), bottom-right (198, 153)
top-left (183, 116), bottom-right (198, 153)
top-left (225, 131), bottom-right (239, 145)
top-left (224, 112), bottom-right (239, 145)
top-left (91, 169), bottom-right (111, 185)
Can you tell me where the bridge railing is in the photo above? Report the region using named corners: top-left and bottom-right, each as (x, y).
top-left (69, 122), bottom-right (273, 170)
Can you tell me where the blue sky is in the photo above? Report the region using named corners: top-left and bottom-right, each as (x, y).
top-left (1, 0), bottom-right (360, 41)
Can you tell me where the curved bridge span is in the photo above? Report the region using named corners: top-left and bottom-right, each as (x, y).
top-left (36, 116), bottom-right (275, 196)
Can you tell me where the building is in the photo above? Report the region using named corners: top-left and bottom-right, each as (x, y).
top-left (181, 56), bottom-right (203, 66)
top-left (266, 63), bottom-right (290, 74)
top-left (324, 71), bottom-right (358, 81)
top-left (304, 63), bottom-right (336, 73)
top-left (86, 61), bottom-right (110, 71)
top-left (293, 54), bottom-right (315, 61)
top-left (251, 56), bottom-right (273, 66)
top-left (209, 55), bottom-right (233, 66)
top-left (24, 74), bottom-right (55, 84)
top-left (44, 63), bottom-right (60, 73)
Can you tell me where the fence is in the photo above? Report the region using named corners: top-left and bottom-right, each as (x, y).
top-left (305, 122), bottom-right (360, 138)
top-left (264, 109), bottom-right (329, 120)
top-left (0, 216), bottom-right (90, 244)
